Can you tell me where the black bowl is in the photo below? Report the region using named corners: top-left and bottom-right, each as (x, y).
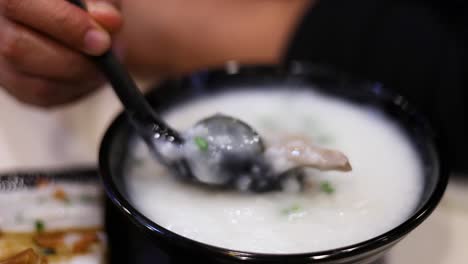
top-left (99, 63), bottom-right (448, 264)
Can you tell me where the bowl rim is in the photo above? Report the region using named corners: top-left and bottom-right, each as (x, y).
top-left (98, 63), bottom-right (449, 261)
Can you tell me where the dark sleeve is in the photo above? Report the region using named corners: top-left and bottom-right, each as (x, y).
top-left (285, 0), bottom-right (468, 172)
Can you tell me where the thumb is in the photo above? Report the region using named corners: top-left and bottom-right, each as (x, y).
top-left (87, 0), bottom-right (123, 34)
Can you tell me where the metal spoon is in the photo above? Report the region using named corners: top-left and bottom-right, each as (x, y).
top-left (67, 0), bottom-right (282, 192)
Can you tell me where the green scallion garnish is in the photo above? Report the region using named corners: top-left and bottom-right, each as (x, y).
top-left (281, 204), bottom-right (302, 215)
top-left (35, 219), bottom-right (45, 233)
top-left (320, 181), bottom-right (335, 194)
top-left (194, 137), bottom-right (209, 151)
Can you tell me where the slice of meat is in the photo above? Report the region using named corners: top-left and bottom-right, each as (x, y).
top-left (0, 248), bottom-right (46, 264)
top-left (265, 135), bottom-right (352, 173)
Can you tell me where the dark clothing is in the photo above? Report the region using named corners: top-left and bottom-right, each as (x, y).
top-left (286, 0), bottom-right (467, 172)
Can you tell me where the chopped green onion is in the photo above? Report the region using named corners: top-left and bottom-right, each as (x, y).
top-left (320, 181), bottom-right (335, 194)
top-left (281, 204), bottom-right (302, 215)
top-left (194, 137), bottom-right (209, 151)
top-left (35, 219), bottom-right (45, 233)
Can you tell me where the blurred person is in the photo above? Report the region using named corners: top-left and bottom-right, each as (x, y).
top-left (0, 0), bottom-right (466, 171)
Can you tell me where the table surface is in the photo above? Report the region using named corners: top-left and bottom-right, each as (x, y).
top-left (1, 87), bottom-right (467, 264)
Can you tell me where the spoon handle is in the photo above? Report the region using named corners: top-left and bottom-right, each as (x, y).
top-left (67, 0), bottom-right (182, 143)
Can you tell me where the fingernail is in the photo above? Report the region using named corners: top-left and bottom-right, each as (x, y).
top-left (83, 29), bottom-right (111, 55)
top-left (88, 1), bottom-right (119, 16)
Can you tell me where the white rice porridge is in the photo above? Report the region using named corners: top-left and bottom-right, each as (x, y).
top-left (125, 88), bottom-right (423, 254)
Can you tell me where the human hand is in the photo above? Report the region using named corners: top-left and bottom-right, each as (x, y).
top-left (0, 0), bottom-right (122, 107)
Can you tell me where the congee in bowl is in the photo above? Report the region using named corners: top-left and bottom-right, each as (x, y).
top-left (99, 65), bottom-right (447, 263)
